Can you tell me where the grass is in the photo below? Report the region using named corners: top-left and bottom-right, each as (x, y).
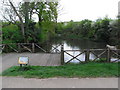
top-left (2, 62), bottom-right (119, 79)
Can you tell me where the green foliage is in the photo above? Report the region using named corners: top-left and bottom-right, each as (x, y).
top-left (2, 1), bottom-right (59, 44)
top-left (38, 21), bottom-right (56, 43)
top-left (56, 20), bottom-right (93, 39)
top-left (25, 22), bottom-right (41, 43)
top-left (93, 17), bottom-right (112, 42)
top-left (2, 23), bottom-right (23, 43)
top-left (55, 22), bottom-right (65, 34)
top-left (56, 17), bottom-right (119, 44)
top-left (109, 19), bottom-right (120, 45)
top-left (2, 63), bottom-right (118, 78)
top-left (2, 15), bottom-right (119, 46)
top-left (2, 21), bottom-right (56, 44)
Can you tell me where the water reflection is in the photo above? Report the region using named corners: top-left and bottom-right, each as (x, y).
top-left (49, 39), bottom-right (119, 63)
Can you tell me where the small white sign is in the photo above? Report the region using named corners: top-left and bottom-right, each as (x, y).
top-left (18, 57), bottom-right (29, 64)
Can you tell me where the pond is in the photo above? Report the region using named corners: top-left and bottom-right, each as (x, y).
top-left (49, 39), bottom-right (119, 63)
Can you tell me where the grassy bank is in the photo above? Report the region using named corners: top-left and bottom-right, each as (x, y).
top-left (2, 62), bottom-right (119, 78)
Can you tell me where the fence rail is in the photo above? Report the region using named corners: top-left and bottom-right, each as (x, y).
top-left (0, 43), bottom-right (62, 53)
top-left (0, 43), bottom-right (120, 65)
top-left (60, 47), bottom-right (120, 65)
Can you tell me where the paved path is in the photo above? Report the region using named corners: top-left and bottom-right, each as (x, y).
top-left (2, 77), bottom-right (118, 88)
top-left (1, 53), bottom-right (61, 72)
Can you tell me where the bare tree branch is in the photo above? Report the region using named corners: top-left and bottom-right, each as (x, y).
top-left (8, 0), bottom-right (25, 37)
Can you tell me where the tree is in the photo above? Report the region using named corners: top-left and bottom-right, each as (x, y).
top-left (109, 19), bottom-right (120, 45)
top-left (78, 19), bottom-right (92, 37)
top-left (92, 17), bottom-right (112, 42)
top-left (2, 0), bottom-right (25, 41)
top-left (2, 0), bottom-right (59, 43)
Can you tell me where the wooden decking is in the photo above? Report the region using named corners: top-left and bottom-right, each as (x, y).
top-left (2, 53), bottom-right (61, 72)
top-left (29, 53), bottom-right (61, 66)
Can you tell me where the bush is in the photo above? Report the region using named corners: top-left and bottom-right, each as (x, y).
top-left (2, 23), bottom-right (23, 43)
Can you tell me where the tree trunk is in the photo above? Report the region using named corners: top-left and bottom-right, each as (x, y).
top-left (9, 0), bottom-right (25, 40)
top-left (25, 2), bottom-right (29, 32)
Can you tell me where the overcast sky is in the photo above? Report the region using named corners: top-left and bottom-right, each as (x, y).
top-left (0, 0), bottom-right (119, 22)
top-left (58, 0), bottom-right (120, 22)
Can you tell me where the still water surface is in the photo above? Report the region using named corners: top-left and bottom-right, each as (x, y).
top-left (50, 39), bottom-right (111, 63)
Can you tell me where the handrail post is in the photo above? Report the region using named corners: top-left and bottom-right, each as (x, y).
top-left (61, 44), bottom-right (64, 65)
top-left (18, 43), bottom-right (21, 53)
top-left (107, 48), bottom-right (111, 62)
top-left (85, 49), bottom-right (90, 62)
top-left (32, 43), bottom-right (35, 53)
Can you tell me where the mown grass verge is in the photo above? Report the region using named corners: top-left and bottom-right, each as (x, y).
top-left (2, 62), bottom-right (119, 78)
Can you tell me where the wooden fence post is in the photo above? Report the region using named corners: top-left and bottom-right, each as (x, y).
top-left (32, 43), bottom-right (35, 53)
top-left (85, 49), bottom-right (90, 62)
top-left (18, 43), bottom-right (21, 53)
top-left (107, 48), bottom-right (111, 62)
top-left (61, 44), bottom-right (64, 65)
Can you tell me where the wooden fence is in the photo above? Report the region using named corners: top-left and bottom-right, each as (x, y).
top-left (0, 43), bottom-right (120, 65)
top-left (60, 45), bottom-right (120, 64)
top-left (0, 43), bottom-right (61, 53)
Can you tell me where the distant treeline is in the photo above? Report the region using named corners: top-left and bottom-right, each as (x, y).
top-left (1, 1), bottom-right (120, 46)
top-left (56, 17), bottom-right (120, 45)
top-left (2, 17), bottom-right (120, 46)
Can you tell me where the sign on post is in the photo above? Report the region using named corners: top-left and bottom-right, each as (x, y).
top-left (18, 57), bottom-right (29, 66)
